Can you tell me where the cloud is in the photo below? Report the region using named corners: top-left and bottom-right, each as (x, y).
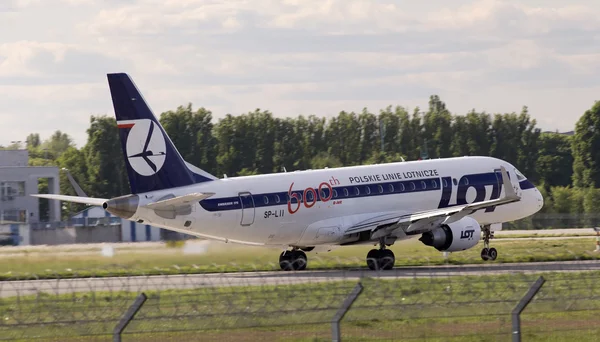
top-left (0, 41), bottom-right (132, 82)
top-left (2, 0), bottom-right (600, 147)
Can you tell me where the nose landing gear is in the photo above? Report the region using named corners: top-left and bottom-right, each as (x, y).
top-left (480, 224), bottom-right (497, 261)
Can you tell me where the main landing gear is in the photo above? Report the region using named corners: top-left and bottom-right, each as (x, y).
top-left (480, 225), bottom-right (498, 261)
top-left (366, 239), bottom-right (395, 270)
top-left (279, 249), bottom-right (307, 271)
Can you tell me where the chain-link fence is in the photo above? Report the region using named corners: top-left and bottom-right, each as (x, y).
top-left (0, 260), bottom-right (599, 341)
top-left (507, 213), bottom-right (600, 230)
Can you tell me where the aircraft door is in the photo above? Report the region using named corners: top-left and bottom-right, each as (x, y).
top-left (493, 168), bottom-right (502, 197)
top-left (238, 192), bottom-right (255, 226)
top-left (493, 167), bottom-right (516, 199)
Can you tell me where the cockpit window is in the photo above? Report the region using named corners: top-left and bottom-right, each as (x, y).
top-left (515, 168), bottom-right (526, 181)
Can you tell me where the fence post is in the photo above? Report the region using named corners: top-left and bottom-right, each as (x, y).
top-left (113, 293), bottom-right (148, 342)
top-left (512, 276), bottom-right (545, 342)
top-left (332, 282), bottom-right (363, 342)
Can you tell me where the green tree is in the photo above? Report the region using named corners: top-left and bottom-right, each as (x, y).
top-left (572, 101), bottom-right (600, 188)
top-left (84, 116), bottom-right (128, 197)
top-left (26, 133), bottom-right (41, 149)
top-left (422, 95), bottom-right (453, 158)
top-left (310, 152), bottom-right (343, 169)
top-left (159, 104), bottom-right (217, 174)
top-left (41, 130), bottom-right (75, 160)
top-left (56, 147), bottom-right (89, 218)
top-left (536, 132), bottom-right (573, 190)
top-left (358, 108), bottom-right (379, 164)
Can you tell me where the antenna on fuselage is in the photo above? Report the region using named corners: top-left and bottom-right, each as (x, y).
top-left (223, 174), bottom-right (227, 178)
top-left (282, 167), bottom-right (287, 172)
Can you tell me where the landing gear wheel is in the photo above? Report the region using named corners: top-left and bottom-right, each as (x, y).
top-left (279, 250), bottom-right (308, 271)
top-left (488, 248), bottom-right (498, 261)
top-left (293, 250), bottom-right (308, 270)
top-left (480, 248), bottom-right (490, 261)
top-left (279, 251), bottom-right (293, 271)
top-left (380, 249), bottom-right (395, 270)
top-left (366, 249), bottom-right (395, 270)
top-left (367, 249), bottom-right (380, 270)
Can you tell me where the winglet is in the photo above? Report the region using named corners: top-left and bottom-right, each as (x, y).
top-left (61, 168), bottom-right (88, 197)
top-left (500, 166), bottom-right (519, 200)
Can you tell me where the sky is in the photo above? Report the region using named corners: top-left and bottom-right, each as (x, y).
top-left (1, 0), bottom-right (599, 148)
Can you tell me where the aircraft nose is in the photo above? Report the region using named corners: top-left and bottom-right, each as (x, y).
top-left (535, 188), bottom-right (544, 210)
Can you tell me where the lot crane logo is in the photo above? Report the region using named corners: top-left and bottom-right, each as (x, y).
top-left (118, 119), bottom-right (166, 176)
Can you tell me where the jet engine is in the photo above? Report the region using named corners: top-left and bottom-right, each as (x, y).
top-left (419, 216), bottom-right (481, 252)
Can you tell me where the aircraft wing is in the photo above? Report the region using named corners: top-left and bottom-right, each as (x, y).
top-left (30, 194), bottom-right (107, 206)
top-left (143, 192), bottom-right (215, 210)
top-left (346, 166), bottom-right (520, 237)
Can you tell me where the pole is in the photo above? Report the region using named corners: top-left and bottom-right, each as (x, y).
top-left (332, 282), bottom-right (363, 342)
top-left (113, 293), bottom-right (147, 342)
top-left (0, 181), bottom-right (4, 225)
top-left (512, 276), bottom-right (545, 342)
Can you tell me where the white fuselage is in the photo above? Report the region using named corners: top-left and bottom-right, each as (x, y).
top-left (128, 156), bottom-right (543, 247)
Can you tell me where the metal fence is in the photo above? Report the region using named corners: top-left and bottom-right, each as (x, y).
top-left (1, 261), bottom-right (600, 341)
top-left (507, 213), bottom-right (600, 230)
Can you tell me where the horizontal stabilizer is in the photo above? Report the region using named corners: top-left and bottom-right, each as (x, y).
top-left (143, 192), bottom-right (215, 210)
top-left (30, 194), bottom-right (107, 206)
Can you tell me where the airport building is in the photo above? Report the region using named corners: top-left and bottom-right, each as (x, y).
top-left (0, 150), bottom-right (60, 224)
top-left (0, 149), bottom-right (185, 246)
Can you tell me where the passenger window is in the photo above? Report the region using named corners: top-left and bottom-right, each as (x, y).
top-left (306, 191), bottom-right (314, 201)
top-left (365, 186), bottom-right (371, 195)
top-left (263, 196), bottom-right (269, 204)
top-left (354, 187), bottom-right (360, 196)
top-left (432, 180), bottom-right (438, 188)
top-left (388, 184), bottom-right (394, 192)
top-left (275, 194), bottom-right (281, 203)
top-left (333, 189), bottom-right (338, 198)
top-left (421, 181), bottom-right (426, 189)
top-left (410, 182), bottom-right (416, 191)
top-left (399, 183), bottom-right (405, 192)
top-left (378, 185), bottom-right (383, 193)
top-left (343, 188), bottom-right (349, 197)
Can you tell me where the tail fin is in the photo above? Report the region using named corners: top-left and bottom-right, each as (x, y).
top-left (107, 73), bottom-right (217, 194)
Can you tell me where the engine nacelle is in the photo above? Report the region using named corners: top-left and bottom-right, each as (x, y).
top-left (419, 216), bottom-right (481, 252)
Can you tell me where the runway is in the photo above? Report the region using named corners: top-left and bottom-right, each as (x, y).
top-left (1, 260), bottom-right (599, 298)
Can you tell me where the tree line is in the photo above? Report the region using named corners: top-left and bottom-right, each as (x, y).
top-left (4, 95), bottom-right (600, 221)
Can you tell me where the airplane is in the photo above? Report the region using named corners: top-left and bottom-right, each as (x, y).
top-left (32, 73), bottom-right (544, 271)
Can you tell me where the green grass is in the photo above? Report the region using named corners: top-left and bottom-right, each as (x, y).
top-left (2, 272), bottom-right (600, 341)
top-left (1, 237), bottom-right (600, 280)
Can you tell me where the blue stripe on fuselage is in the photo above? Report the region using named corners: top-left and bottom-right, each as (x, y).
top-left (198, 172), bottom-right (538, 213)
top-left (200, 177), bottom-right (442, 212)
